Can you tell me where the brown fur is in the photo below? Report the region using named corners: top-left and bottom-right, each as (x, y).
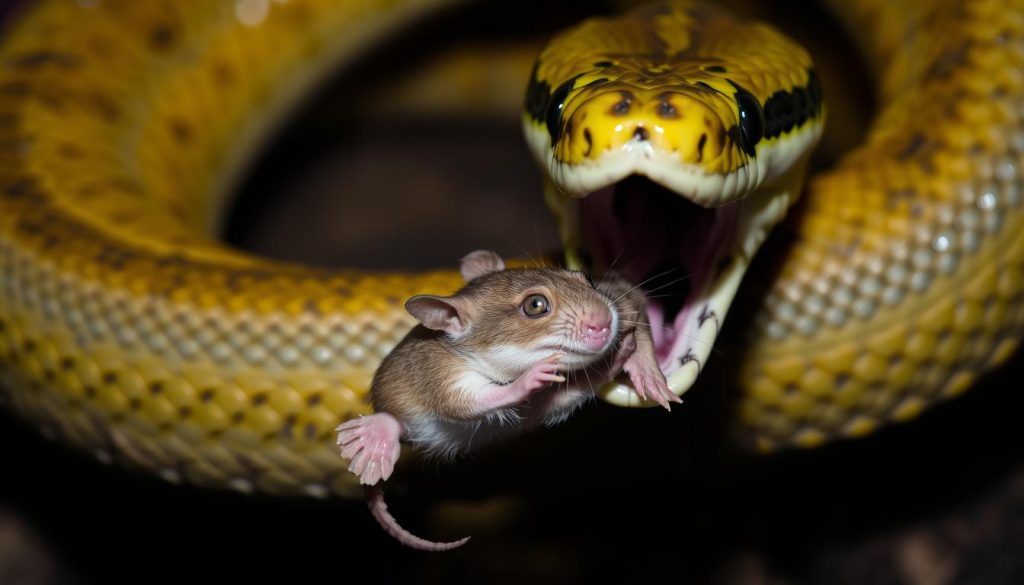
top-left (369, 264), bottom-right (629, 456)
top-left (369, 261), bottom-right (657, 458)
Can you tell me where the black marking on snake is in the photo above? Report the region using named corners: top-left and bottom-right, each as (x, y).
top-left (679, 350), bottom-right (701, 371)
top-left (39, 92), bottom-right (67, 114)
top-left (694, 81), bottom-right (720, 94)
top-left (89, 92), bottom-right (121, 122)
top-left (594, 60), bottom-right (614, 68)
top-left (281, 414), bottom-right (298, 440)
top-left (524, 62), bottom-right (590, 144)
top-left (924, 42), bottom-right (972, 80)
top-left (4, 178), bottom-right (38, 199)
top-left (149, 24), bottom-right (177, 50)
top-left (896, 132), bottom-right (938, 172)
top-left (760, 68), bottom-right (824, 140)
top-left (0, 82), bottom-right (30, 97)
top-left (169, 119), bottom-right (192, 144)
top-left (5, 51), bottom-right (81, 70)
top-left (280, 413), bottom-right (296, 432)
top-left (0, 113), bottom-right (18, 131)
top-left (524, 62), bottom-right (550, 123)
top-left (696, 133), bottom-right (707, 162)
top-left (545, 75), bottom-right (583, 144)
top-left (583, 128), bottom-right (593, 156)
top-left (705, 65), bottom-right (726, 73)
top-left (697, 303), bottom-right (719, 331)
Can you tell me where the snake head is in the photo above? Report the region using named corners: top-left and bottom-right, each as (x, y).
top-left (522, 2), bottom-right (825, 405)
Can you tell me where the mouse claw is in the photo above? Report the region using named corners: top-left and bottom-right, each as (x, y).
top-left (624, 354), bottom-right (674, 411)
top-left (336, 412), bottom-right (403, 485)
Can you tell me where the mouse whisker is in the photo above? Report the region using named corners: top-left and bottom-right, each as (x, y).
top-left (602, 248), bottom-right (627, 273)
top-left (609, 271), bottom-right (691, 306)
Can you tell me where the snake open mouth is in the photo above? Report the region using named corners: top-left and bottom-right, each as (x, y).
top-left (567, 172), bottom-right (797, 405)
top-left (581, 175), bottom-right (737, 358)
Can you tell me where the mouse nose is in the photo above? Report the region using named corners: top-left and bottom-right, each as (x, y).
top-left (580, 312), bottom-right (613, 351)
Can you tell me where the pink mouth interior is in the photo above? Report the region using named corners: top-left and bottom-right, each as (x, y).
top-left (579, 176), bottom-right (739, 368)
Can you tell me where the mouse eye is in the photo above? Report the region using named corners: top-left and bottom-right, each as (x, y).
top-left (522, 294), bottom-right (550, 318)
top-left (584, 271), bottom-right (595, 288)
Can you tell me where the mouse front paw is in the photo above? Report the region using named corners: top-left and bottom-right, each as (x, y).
top-left (336, 412), bottom-right (403, 485)
top-left (624, 354), bottom-right (680, 411)
top-left (520, 353), bottom-right (567, 393)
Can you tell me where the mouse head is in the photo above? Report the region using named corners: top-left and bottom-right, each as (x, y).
top-left (405, 250), bottom-right (619, 375)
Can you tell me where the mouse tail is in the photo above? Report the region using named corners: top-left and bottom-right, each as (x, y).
top-left (365, 485), bottom-right (470, 552)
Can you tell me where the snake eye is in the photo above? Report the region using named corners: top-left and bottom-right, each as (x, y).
top-left (545, 78), bottom-right (576, 144)
top-left (522, 294), bottom-right (550, 318)
top-left (733, 85), bottom-right (764, 156)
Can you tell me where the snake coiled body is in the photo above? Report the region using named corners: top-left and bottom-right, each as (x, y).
top-left (0, 0), bottom-right (1021, 498)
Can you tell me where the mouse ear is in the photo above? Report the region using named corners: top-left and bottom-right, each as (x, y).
top-left (460, 250), bottom-right (505, 282)
top-left (405, 295), bottom-right (469, 335)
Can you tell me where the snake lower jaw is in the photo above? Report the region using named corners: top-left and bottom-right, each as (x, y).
top-left (553, 167), bottom-right (807, 407)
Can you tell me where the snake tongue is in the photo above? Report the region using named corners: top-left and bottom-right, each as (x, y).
top-left (577, 175), bottom-right (793, 406)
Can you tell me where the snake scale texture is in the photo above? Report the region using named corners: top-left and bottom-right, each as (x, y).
top-left (0, 0), bottom-right (1022, 499)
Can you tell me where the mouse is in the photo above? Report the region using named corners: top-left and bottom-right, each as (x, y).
top-left (336, 250), bottom-right (679, 551)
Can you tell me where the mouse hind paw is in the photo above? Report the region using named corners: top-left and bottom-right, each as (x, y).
top-left (336, 413), bottom-right (403, 485)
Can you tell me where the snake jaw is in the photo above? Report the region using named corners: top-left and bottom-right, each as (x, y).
top-left (536, 144), bottom-right (813, 405)
top-left (532, 108), bottom-right (821, 405)
top-left (526, 80), bottom-right (823, 405)
top-left (582, 168), bottom-right (805, 406)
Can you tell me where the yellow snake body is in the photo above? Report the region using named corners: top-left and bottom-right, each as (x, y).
top-left (740, 0), bottom-right (1024, 450)
top-left (0, 0), bottom-right (465, 498)
top-left (0, 0), bottom-right (1022, 497)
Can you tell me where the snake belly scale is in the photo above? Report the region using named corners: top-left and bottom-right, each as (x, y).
top-left (0, 0), bottom-right (1021, 498)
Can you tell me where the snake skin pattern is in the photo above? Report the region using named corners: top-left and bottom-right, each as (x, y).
top-left (0, 0), bottom-right (1021, 498)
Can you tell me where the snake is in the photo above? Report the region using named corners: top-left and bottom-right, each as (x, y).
top-left (0, 0), bottom-right (1021, 499)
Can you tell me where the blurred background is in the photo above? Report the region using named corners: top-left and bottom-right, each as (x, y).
top-left (0, 0), bottom-right (1022, 583)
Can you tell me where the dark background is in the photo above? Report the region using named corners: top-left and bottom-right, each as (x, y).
top-left (1, 1), bottom-right (1022, 584)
